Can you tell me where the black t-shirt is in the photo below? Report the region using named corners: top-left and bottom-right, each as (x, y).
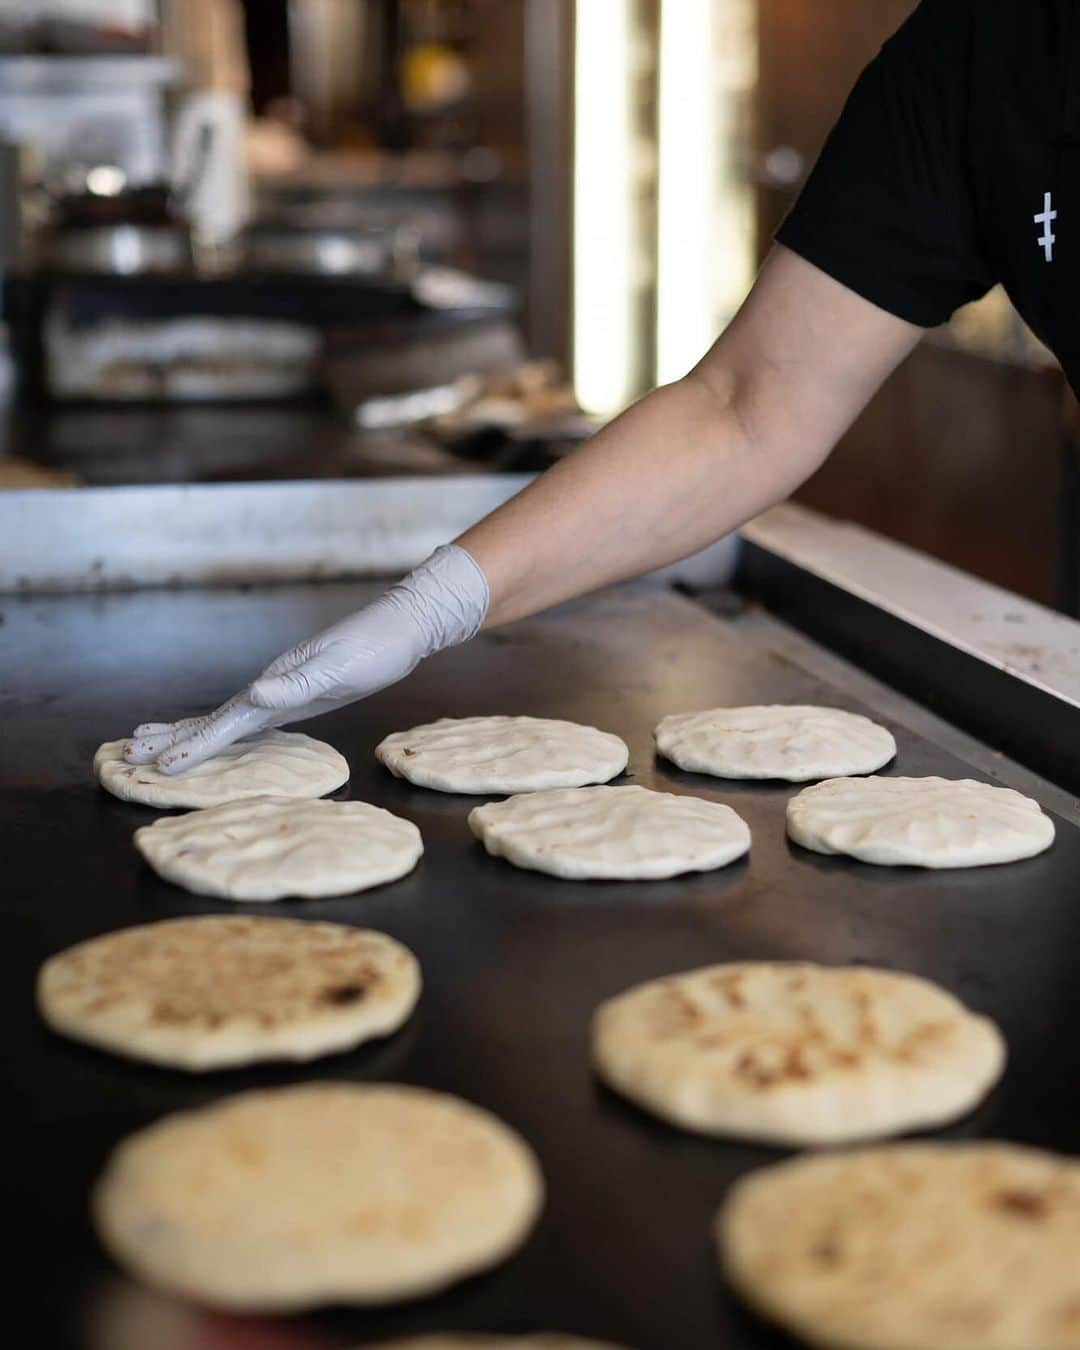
top-left (777, 0), bottom-right (1080, 391)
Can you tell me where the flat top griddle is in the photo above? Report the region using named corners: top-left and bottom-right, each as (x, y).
top-left (4, 581), bottom-right (1080, 1350)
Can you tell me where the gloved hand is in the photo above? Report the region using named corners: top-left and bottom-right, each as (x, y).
top-left (123, 543), bottom-right (489, 774)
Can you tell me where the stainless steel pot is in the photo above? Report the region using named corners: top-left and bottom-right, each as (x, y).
top-left (244, 223), bottom-right (415, 277)
top-left (43, 222), bottom-right (193, 275)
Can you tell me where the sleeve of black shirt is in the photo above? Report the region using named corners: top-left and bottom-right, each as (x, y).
top-left (775, 0), bottom-right (994, 327)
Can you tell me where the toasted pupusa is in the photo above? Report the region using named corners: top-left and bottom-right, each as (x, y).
top-left (593, 961), bottom-right (1004, 1145)
top-left (94, 1083), bottom-right (544, 1311)
top-left (719, 1143), bottom-right (1080, 1350)
top-left (38, 916), bottom-right (420, 1070)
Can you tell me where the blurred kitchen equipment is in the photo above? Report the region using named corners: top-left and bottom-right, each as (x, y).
top-left (52, 183), bottom-right (174, 226)
top-left (43, 221), bottom-right (192, 275)
top-left (45, 310), bottom-right (320, 401)
top-left (0, 138), bottom-right (19, 402)
top-left (424, 359), bottom-right (597, 470)
top-left (429, 360), bottom-right (585, 436)
top-left (42, 180), bottom-right (193, 275)
top-left (411, 264), bottom-right (513, 312)
top-left (245, 220), bottom-right (402, 277)
top-left (0, 138), bottom-right (25, 271)
top-left (323, 313), bottom-right (526, 427)
top-left (172, 90), bottom-right (249, 249)
top-left (161, 0), bottom-right (251, 247)
top-left (33, 252), bottom-right (511, 405)
top-left (31, 19), bottom-right (151, 55)
top-left (243, 192), bottom-right (425, 278)
top-left (0, 455), bottom-right (77, 487)
top-left (170, 120), bottom-right (216, 218)
top-left (0, 1), bottom-right (156, 55)
top-left (0, 54), bottom-right (179, 191)
top-left (288, 0), bottom-right (377, 144)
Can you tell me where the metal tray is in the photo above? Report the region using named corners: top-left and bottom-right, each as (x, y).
top-left (5, 582), bottom-right (1080, 1350)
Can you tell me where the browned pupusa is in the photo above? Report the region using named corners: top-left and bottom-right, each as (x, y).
top-left (37, 915), bottom-right (420, 1070)
top-left (719, 1143), bottom-right (1080, 1350)
top-left (93, 1084), bottom-right (544, 1311)
top-left (592, 961), bottom-right (1004, 1145)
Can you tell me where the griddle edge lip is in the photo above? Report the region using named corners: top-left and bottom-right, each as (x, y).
top-left (735, 538), bottom-right (1080, 797)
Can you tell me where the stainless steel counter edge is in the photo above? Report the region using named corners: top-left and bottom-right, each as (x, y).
top-left (0, 476), bottom-right (532, 593)
top-left (0, 475), bottom-right (739, 595)
top-left (744, 503), bottom-right (1080, 711)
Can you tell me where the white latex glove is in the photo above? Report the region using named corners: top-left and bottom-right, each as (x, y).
top-left (123, 544), bottom-right (489, 774)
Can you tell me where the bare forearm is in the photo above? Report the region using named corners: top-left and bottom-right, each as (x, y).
top-left (459, 372), bottom-right (806, 628)
top-left (459, 248), bottom-right (922, 630)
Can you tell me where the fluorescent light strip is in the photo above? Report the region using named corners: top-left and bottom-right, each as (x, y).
top-left (573, 0), bottom-right (635, 416)
top-left (656, 0), bottom-right (717, 385)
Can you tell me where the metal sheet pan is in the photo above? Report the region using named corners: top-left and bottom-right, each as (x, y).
top-left (5, 582), bottom-right (1080, 1350)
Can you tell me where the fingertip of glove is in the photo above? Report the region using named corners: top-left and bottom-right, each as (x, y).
top-left (247, 678), bottom-right (278, 709)
top-left (249, 674), bottom-right (308, 710)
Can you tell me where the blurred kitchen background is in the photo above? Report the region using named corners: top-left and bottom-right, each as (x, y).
top-left (0, 0), bottom-right (1075, 615)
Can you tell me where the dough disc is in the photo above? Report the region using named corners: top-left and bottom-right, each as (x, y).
top-left (719, 1143), bottom-right (1080, 1350)
top-left (134, 795), bottom-right (422, 901)
top-left (593, 961), bottom-right (1004, 1145)
top-left (787, 775), bottom-right (1055, 868)
top-left (655, 704), bottom-right (895, 781)
top-left (469, 785), bottom-right (750, 880)
top-left (376, 716), bottom-right (628, 794)
top-left (94, 730), bottom-right (349, 809)
top-left (38, 916), bottom-right (420, 1070)
top-left (94, 1083), bottom-right (544, 1310)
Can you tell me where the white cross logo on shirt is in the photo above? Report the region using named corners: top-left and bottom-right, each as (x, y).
top-left (1035, 191), bottom-right (1057, 262)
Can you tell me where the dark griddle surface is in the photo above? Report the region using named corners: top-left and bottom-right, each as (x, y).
top-left (4, 583), bottom-right (1080, 1350)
